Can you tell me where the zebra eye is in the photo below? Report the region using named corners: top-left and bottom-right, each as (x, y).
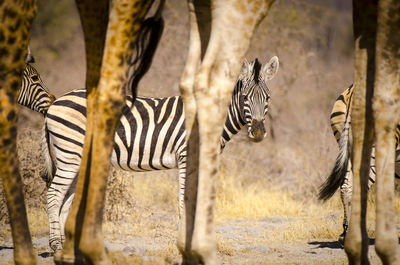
top-left (31, 75), bottom-right (39, 82)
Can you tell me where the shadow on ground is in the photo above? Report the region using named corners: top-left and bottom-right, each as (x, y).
top-left (38, 251), bottom-right (53, 258)
top-left (308, 241), bottom-right (343, 249)
top-left (0, 246), bottom-right (13, 251)
top-left (309, 237), bottom-right (400, 250)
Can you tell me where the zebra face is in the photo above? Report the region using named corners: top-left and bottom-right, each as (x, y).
top-left (240, 56), bottom-right (279, 142)
top-left (19, 64), bottom-right (56, 114)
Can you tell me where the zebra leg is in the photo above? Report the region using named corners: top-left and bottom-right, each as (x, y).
top-left (176, 157), bottom-right (188, 254)
top-left (176, 151), bottom-right (199, 265)
top-left (59, 193), bottom-right (75, 246)
top-left (177, 1), bottom-right (202, 263)
top-left (47, 169), bottom-right (78, 252)
top-left (340, 164), bottom-right (352, 245)
top-left (177, 156), bottom-right (187, 232)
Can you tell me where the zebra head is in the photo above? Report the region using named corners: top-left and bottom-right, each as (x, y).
top-left (18, 54), bottom-right (56, 115)
top-left (238, 56), bottom-right (279, 142)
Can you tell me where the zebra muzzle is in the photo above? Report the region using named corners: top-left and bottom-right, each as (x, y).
top-left (249, 120), bottom-right (266, 142)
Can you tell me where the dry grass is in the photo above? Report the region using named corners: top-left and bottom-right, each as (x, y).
top-left (216, 172), bottom-right (343, 239)
top-left (103, 169), bottom-right (178, 234)
top-left (217, 173), bottom-right (314, 219)
top-left (109, 251), bottom-right (175, 265)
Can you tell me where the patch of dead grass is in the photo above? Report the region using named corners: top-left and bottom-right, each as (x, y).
top-left (27, 207), bottom-right (48, 237)
top-left (103, 169), bottom-right (178, 237)
top-left (216, 172), bottom-right (341, 220)
top-left (216, 234), bottom-right (236, 257)
top-left (216, 173), bottom-right (400, 241)
top-left (109, 251), bottom-right (173, 265)
top-left (265, 217), bottom-right (342, 241)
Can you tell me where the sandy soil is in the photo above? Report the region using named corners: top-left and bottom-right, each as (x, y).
top-left (0, 216), bottom-right (384, 265)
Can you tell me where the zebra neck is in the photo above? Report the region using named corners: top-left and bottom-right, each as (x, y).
top-left (17, 95), bottom-right (36, 113)
top-left (220, 95), bottom-right (245, 150)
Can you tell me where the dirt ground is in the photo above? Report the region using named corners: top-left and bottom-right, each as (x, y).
top-left (0, 215), bottom-right (386, 264)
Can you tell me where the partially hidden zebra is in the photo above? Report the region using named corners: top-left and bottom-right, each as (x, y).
top-left (18, 54), bottom-right (55, 115)
top-left (319, 84), bottom-right (400, 244)
top-left (40, 56), bottom-right (279, 251)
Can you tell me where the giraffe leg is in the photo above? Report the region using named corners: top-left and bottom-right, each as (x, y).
top-left (187, 1), bottom-right (274, 263)
top-left (0, 1), bottom-right (38, 264)
top-left (55, 1), bottom-right (153, 264)
top-left (0, 85), bottom-right (37, 265)
top-left (344, 1), bottom-right (377, 264)
top-left (345, 74), bottom-right (372, 265)
top-left (373, 0), bottom-right (400, 263)
top-left (55, 1), bottom-right (109, 263)
top-left (177, 1), bottom-right (205, 262)
top-left (78, 2), bottom-right (153, 263)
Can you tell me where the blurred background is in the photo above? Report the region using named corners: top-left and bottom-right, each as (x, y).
top-left (23, 0), bottom-right (353, 194)
top-left (5, 0), bottom-right (355, 233)
top-left (1, 0), bottom-right (367, 263)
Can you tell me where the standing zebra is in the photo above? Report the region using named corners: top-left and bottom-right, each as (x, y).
top-left (319, 84), bottom-right (400, 244)
top-left (42, 56), bottom-right (279, 251)
top-left (18, 54), bottom-right (55, 115)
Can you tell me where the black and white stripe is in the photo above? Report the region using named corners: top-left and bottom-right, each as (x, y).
top-left (319, 84), bottom-right (400, 244)
top-left (41, 56), bottom-right (279, 251)
top-left (18, 62), bottom-right (55, 115)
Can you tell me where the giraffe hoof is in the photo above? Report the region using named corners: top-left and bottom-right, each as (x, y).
top-left (54, 250), bottom-right (86, 265)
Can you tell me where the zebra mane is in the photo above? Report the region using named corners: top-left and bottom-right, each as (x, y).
top-left (26, 53), bottom-right (35, 64)
top-left (127, 0), bottom-right (165, 98)
top-left (252, 58), bottom-right (261, 84)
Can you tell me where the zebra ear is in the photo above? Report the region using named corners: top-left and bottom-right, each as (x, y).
top-left (262, 56), bottom-right (279, 80)
top-left (25, 46), bottom-right (35, 64)
top-left (240, 58), bottom-right (250, 78)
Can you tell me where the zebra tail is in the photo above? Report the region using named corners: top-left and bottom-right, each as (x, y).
top-left (41, 123), bottom-right (55, 188)
top-left (319, 117), bottom-right (351, 201)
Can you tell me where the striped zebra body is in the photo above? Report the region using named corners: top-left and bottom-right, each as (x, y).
top-left (42, 56), bottom-right (279, 251)
top-left (48, 90), bottom-right (186, 172)
top-left (319, 84), bottom-right (400, 244)
top-left (18, 62), bottom-right (55, 115)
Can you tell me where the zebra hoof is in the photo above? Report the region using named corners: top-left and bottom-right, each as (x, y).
top-left (50, 239), bottom-right (63, 253)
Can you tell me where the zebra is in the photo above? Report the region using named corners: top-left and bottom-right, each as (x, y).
top-left (319, 84), bottom-right (400, 244)
top-left (18, 54), bottom-right (55, 115)
top-left (38, 56), bottom-right (279, 251)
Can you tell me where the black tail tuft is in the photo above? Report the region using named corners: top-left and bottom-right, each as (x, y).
top-left (319, 116), bottom-right (351, 201)
top-left (319, 156), bottom-right (348, 201)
